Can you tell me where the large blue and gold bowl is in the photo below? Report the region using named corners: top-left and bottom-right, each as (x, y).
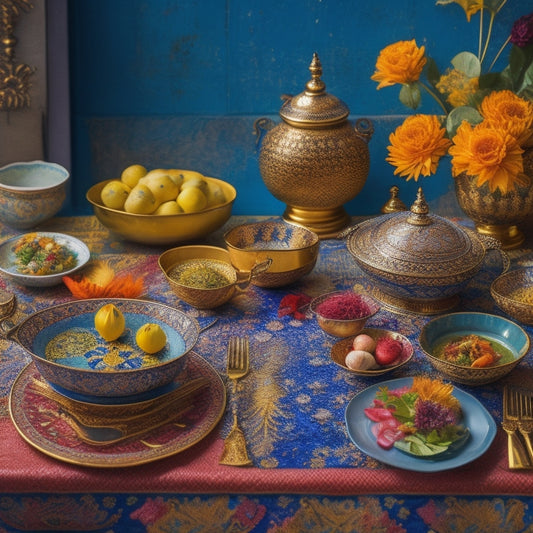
top-left (5, 298), bottom-right (199, 403)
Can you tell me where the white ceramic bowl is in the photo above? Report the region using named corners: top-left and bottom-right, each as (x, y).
top-left (0, 232), bottom-right (90, 287)
top-left (0, 161), bottom-right (70, 229)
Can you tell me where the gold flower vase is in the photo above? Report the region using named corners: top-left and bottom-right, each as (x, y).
top-left (454, 156), bottom-right (533, 250)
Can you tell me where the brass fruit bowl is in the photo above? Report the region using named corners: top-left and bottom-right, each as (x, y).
top-left (224, 220), bottom-right (319, 287)
top-left (330, 328), bottom-right (413, 376)
top-left (491, 267), bottom-right (533, 325)
top-left (87, 177), bottom-right (236, 246)
top-left (159, 245), bottom-right (270, 309)
top-left (419, 312), bottom-right (530, 386)
top-left (310, 290), bottom-right (380, 337)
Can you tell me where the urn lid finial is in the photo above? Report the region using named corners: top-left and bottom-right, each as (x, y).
top-left (407, 187), bottom-right (432, 226)
top-left (279, 53), bottom-right (350, 127)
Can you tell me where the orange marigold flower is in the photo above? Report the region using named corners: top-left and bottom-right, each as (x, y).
top-left (411, 376), bottom-right (461, 413)
top-left (371, 40), bottom-right (427, 89)
top-left (450, 121), bottom-right (525, 193)
top-left (479, 90), bottom-right (533, 147)
top-left (386, 114), bottom-right (452, 181)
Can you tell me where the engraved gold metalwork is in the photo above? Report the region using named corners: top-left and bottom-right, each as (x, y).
top-left (220, 336), bottom-right (252, 466)
top-left (255, 53), bottom-right (373, 238)
top-left (454, 148), bottom-right (533, 250)
top-left (0, 0), bottom-right (34, 110)
top-left (503, 386), bottom-right (532, 469)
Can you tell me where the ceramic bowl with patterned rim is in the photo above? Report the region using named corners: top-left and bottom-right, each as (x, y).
top-left (419, 312), bottom-right (530, 386)
top-left (0, 161), bottom-right (69, 229)
top-left (2, 298), bottom-right (200, 402)
top-left (491, 267), bottom-right (533, 325)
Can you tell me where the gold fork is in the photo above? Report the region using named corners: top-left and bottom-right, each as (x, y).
top-left (517, 388), bottom-right (533, 463)
top-left (219, 336), bottom-right (252, 466)
top-left (502, 386), bottom-right (531, 469)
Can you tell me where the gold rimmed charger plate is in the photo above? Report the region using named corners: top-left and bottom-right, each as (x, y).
top-left (9, 352), bottom-right (225, 468)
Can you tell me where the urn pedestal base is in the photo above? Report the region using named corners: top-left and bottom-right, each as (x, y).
top-left (283, 205), bottom-right (351, 239)
top-left (474, 223), bottom-right (524, 250)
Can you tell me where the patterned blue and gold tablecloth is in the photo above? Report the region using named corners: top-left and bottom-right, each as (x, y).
top-left (1, 215), bottom-right (533, 532)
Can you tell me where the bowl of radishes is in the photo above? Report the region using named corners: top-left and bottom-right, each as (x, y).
top-left (330, 328), bottom-right (413, 376)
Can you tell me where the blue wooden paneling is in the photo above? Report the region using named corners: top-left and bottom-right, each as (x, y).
top-left (66, 0), bottom-right (528, 217)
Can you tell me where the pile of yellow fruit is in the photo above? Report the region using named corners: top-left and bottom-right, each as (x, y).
top-left (100, 164), bottom-right (227, 215)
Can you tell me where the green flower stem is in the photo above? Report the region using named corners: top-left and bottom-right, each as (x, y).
top-left (488, 35), bottom-right (511, 73)
top-left (419, 81), bottom-right (448, 114)
top-left (480, 11), bottom-right (497, 65)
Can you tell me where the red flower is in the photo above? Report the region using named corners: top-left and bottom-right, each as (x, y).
top-left (510, 13), bottom-right (533, 47)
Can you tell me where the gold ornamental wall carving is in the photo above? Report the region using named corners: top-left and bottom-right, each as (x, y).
top-left (0, 0), bottom-right (34, 111)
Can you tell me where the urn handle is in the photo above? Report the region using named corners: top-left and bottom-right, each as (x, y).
top-left (253, 117), bottom-right (276, 148)
top-left (476, 233), bottom-right (511, 275)
top-left (354, 118), bottom-right (374, 144)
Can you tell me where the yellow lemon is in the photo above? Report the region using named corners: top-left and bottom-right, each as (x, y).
top-left (180, 176), bottom-right (209, 195)
top-left (140, 173), bottom-right (179, 204)
top-left (162, 169), bottom-right (186, 188)
top-left (100, 180), bottom-right (131, 210)
top-left (121, 164), bottom-right (147, 188)
top-left (205, 180), bottom-right (227, 207)
top-left (136, 323), bottom-right (167, 354)
top-left (154, 200), bottom-right (183, 215)
top-left (124, 183), bottom-right (159, 214)
top-left (177, 187), bottom-right (207, 213)
top-left (94, 303), bottom-right (126, 341)
top-left (179, 169), bottom-right (205, 183)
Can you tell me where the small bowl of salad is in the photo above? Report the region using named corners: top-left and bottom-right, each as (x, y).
top-left (0, 232), bottom-right (90, 287)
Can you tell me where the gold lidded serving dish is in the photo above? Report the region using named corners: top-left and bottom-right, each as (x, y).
top-left (159, 245), bottom-right (271, 309)
top-left (223, 220), bottom-right (319, 288)
top-left (255, 53), bottom-right (373, 238)
top-left (491, 267), bottom-right (533, 325)
top-left (343, 188), bottom-right (509, 315)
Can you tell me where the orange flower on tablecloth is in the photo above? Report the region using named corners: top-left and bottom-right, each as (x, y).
top-left (449, 121), bottom-right (525, 193)
top-left (63, 260), bottom-right (145, 299)
top-left (386, 114), bottom-right (452, 181)
top-left (479, 89), bottom-right (533, 147)
top-left (371, 40), bottom-right (427, 89)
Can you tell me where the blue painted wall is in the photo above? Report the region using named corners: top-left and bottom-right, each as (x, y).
top-left (66, 0), bottom-right (529, 217)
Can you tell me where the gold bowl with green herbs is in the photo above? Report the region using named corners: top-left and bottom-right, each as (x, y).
top-left (159, 245), bottom-right (271, 309)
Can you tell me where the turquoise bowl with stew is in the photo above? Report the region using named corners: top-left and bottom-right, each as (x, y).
top-left (419, 312), bottom-right (530, 386)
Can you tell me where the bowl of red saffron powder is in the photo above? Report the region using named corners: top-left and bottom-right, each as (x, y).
top-left (310, 290), bottom-right (380, 337)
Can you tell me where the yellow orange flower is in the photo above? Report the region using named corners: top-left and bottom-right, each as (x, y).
top-left (450, 121), bottom-right (525, 193)
top-left (436, 69), bottom-right (479, 107)
top-left (411, 377), bottom-right (461, 413)
top-left (386, 114), bottom-right (452, 181)
top-left (436, 0), bottom-right (483, 22)
top-left (371, 40), bottom-right (427, 89)
top-left (479, 90), bottom-right (533, 147)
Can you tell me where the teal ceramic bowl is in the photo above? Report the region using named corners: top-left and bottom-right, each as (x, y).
top-left (0, 161), bottom-right (70, 229)
top-left (3, 298), bottom-right (199, 403)
top-left (419, 312), bottom-right (530, 385)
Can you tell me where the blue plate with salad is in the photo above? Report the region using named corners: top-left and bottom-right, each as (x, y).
top-left (345, 376), bottom-right (497, 472)
top-left (0, 232), bottom-right (90, 287)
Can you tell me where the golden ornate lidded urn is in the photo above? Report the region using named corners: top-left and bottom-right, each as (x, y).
top-left (255, 53), bottom-right (373, 237)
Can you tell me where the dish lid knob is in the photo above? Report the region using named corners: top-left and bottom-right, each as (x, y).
top-left (407, 188), bottom-right (432, 226)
